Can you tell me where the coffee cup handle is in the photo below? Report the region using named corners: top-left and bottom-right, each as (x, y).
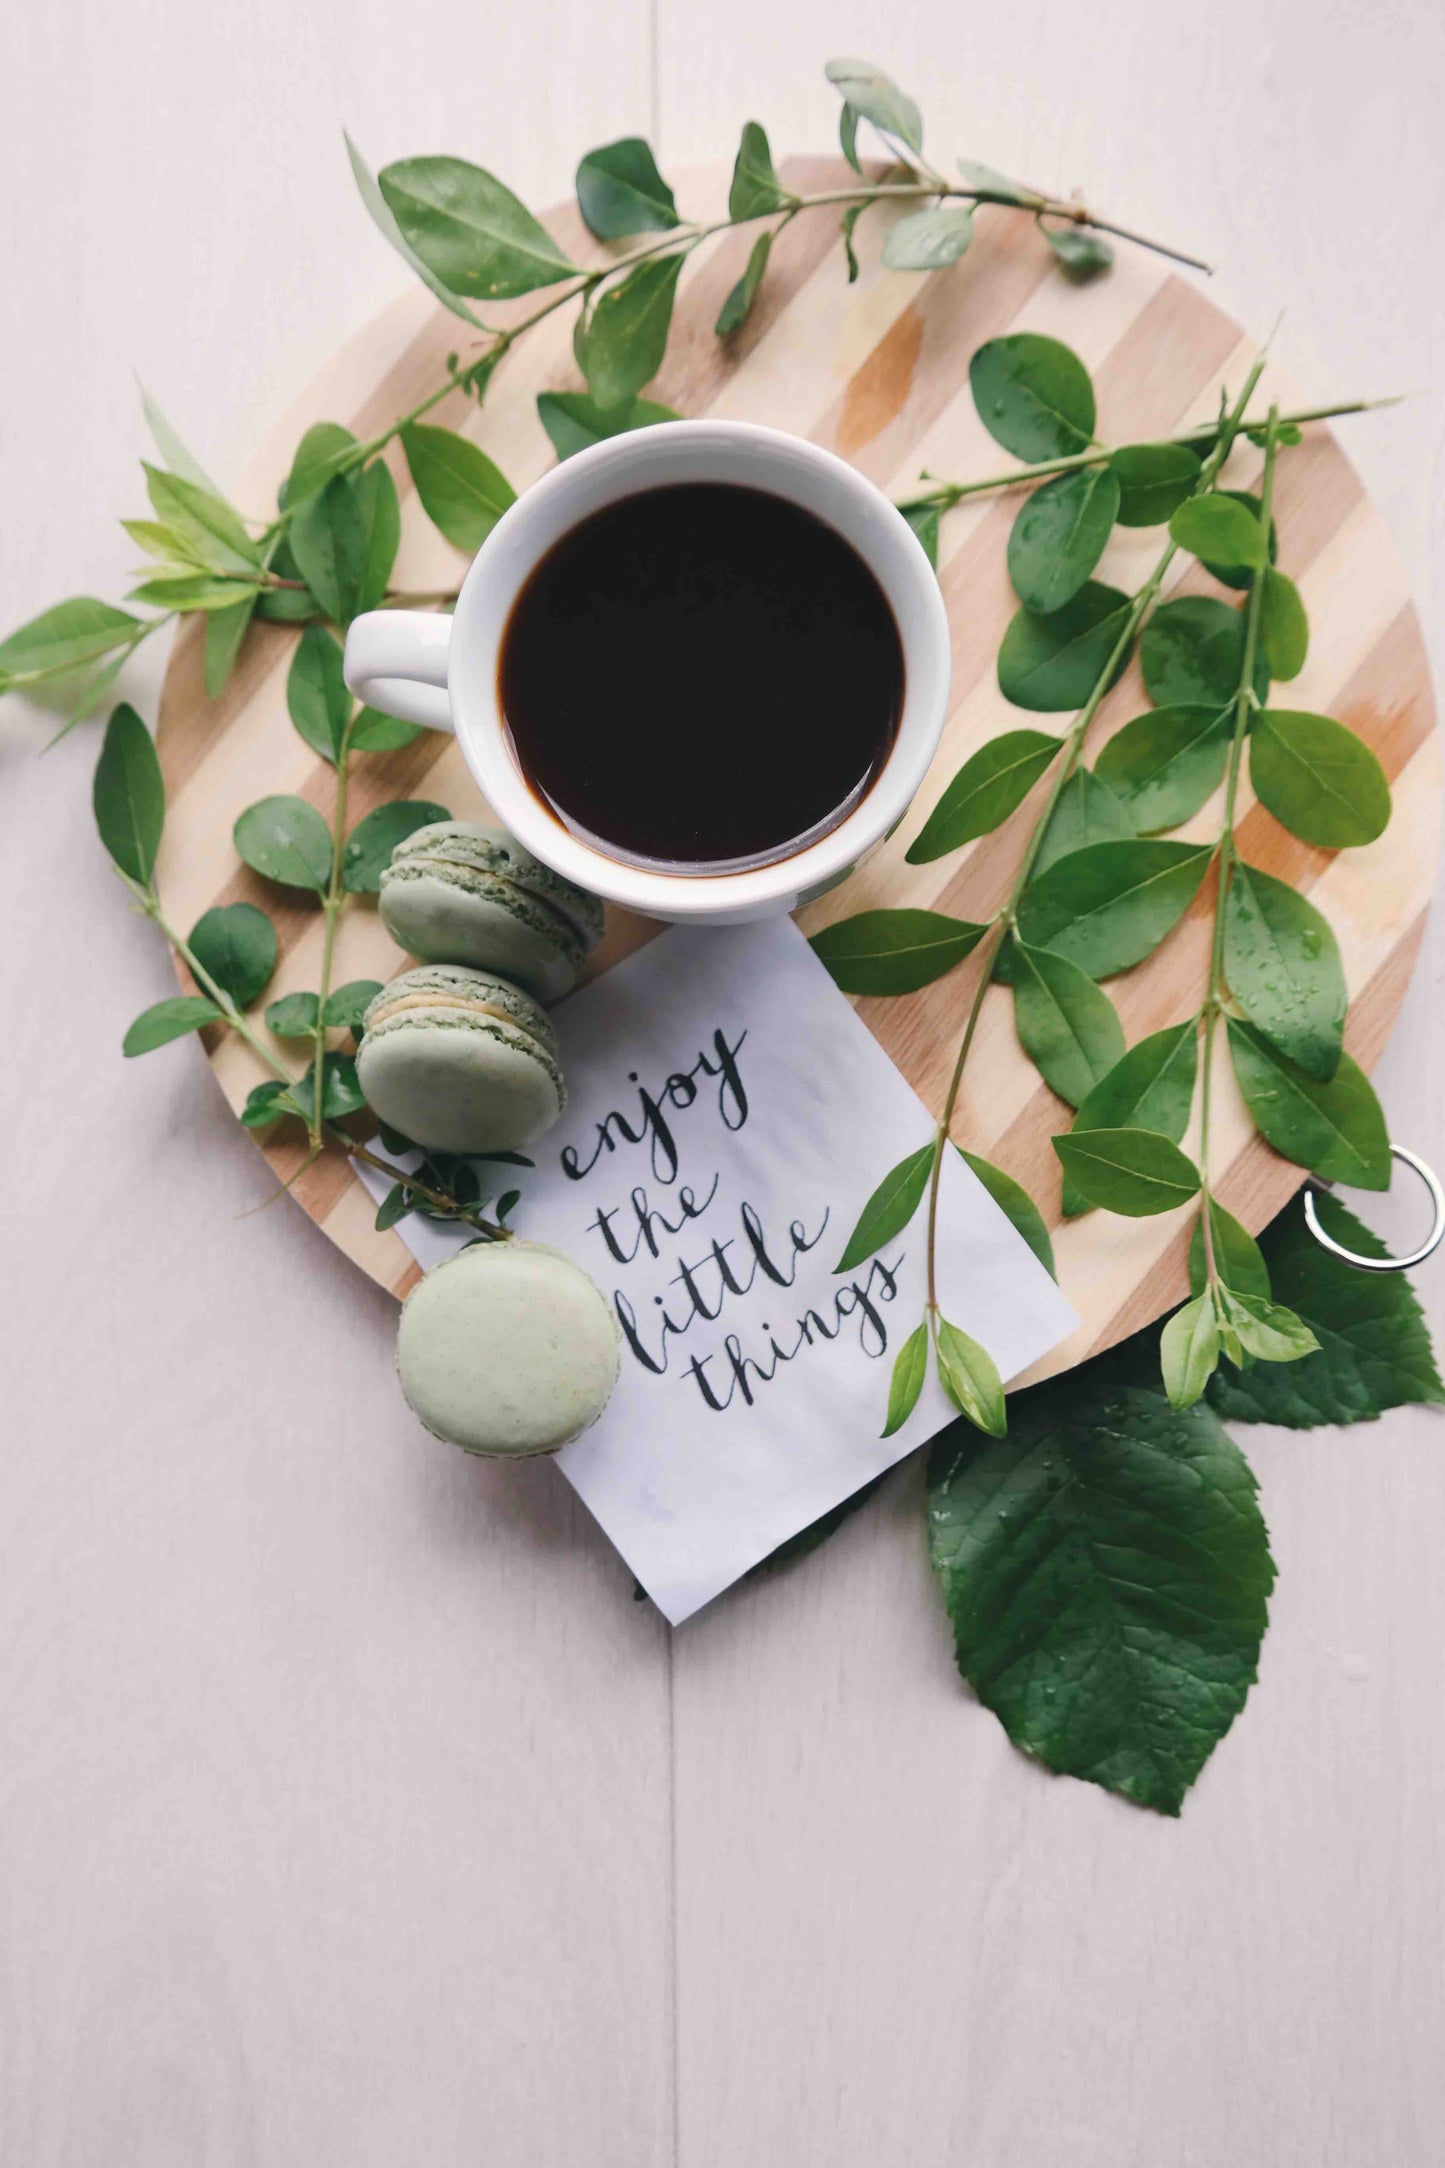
top-left (342, 611), bottom-right (456, 734)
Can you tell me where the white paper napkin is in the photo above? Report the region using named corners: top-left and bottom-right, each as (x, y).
top-left (356, 917), bottom-right (1077, 1622)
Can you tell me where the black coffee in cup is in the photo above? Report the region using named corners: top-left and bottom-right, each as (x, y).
top-left (499, 482), bottom-right (904, 874)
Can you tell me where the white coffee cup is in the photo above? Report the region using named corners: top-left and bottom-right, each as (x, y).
top-left (343, 419), bottom-right (950, 924)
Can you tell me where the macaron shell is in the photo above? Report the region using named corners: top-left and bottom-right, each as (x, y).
top-left (379, 864), bottom-right (585, 1002)
top-left (362, 962), bottom-right (558, 1058)
top-left (397, 1240), bottom-right (621, 1457)
top-left (357, 1008), bottom-right (565, 1154)
top-left (389, 821), bottom-right (606, 949)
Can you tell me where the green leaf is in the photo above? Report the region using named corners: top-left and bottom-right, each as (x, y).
top-left (143, 464), bottom-right (259, 575)
top-left (935, 1319), bottom-right (1007, 1437)
top-left (1064, 1022), bottom-right (1199, 1214)
top-left (1031, 765), bottom-right (1134, 876)
top-left (241, 1079), bottom-right (292, 1128)
top-left (997, 581), bottom-right (1133, 713)
top-left (1208, 1192), bottom-right (1445, 1427)
top-left (1197, 490), bottom-right (1277, 592)
top-left (957, 159), bottom-right (1036, 205)
top-left (839, 101), bottom-right (862, 174)
top-left (882, 205), bottom-right (974, 271)
top-left (1006, 466), bottom-right (1121, 614)
top-left (906, 729), bottom-right (1061, 861)
top-left (575, 138), bottom-right (679, 239)
top-left (1017, 838), bottom-right (1213, 978)
top-left (1160, 1292), bottom-right (1221, 1408)
top-left (30, 650), bottom-right (130, 729)
top-left (400, 422), bottom-right (516, 552)
top-left (139, 385), bottom-right (221, 497)
top-left (287, 625), bottom-right (352, 764)
top-left (122, 994), bottom-right (223, 1056)
top-left (1216, 1287), bottom-right (1318, 1364)
top-left (1140, 595), bottom-right (1268, 709)
top-left (840, 202), bottom-right (865, 281)
top-left (375, 1182), bottom-right (412, 1232)
top-left (1110, 443), bottom-right (1203, 527)
top-left (882, 1322), bottom-right (929, 1437)
top-left (350, 706), bottom-right (425, 751)
top-left (289, 473), bottom-right (366, 626)
top-left (959, 1150), bottom-right (1055, 1277)
top-left (1249, 709), bottom-right (1391, 848)
top-left (342, 799), bottom-right (451, 893)
top-left (1012, 941), bottom-right (1126, 1107)
top-left (1094, 703), bottom-right (1230, 832)
top-left (188, 901), bottom-right (276, 1009)
top-left (834, 1142), bottom-right (935, 1272)
top-left (1040, 221), bottom-right (1113, 280)
top-left (808, 908), bottom-right (986, 994)
top-left (1169, 492), bottom-right (1266, 569)
top-left (898, 498), bottom-right (940, 569)
top-left (203, 592), bottom-right (257, 700)
top-left (92, 701), bottom-right (165, 884)
top-left (355, 461), bottom-right (401, 615)
top-left (284, 421), bottom-right (361, 510)
top-left (715, 232), bottom-right (773, 336)
top-left (727, 120), bottom-right (785, 219)
top-left (127, 573), bottom-right (259, 612)
top-left (1053, 1126), bottom-right (1201, 1216)
top-left (265, 991), bottom-right (321, 1038)
top-left (1227, 1019), bottom-right (1390, 1189)
top-left (345, 134), bottom-right (484, 327)
top-left (1260, 568), bottom-right (1309, 681)
top-left (969, 333), bottom-right (1096, 461)
top-left (583, 255), bottom-right (684, 410)
top-left (536, 390), bottom-right (680, 462)
top-left (378, 156), bottom-right (577, 299)
top-left (286, 1051), bottom-right (369, 1123)
top-left (928, 1369), bottom-right (1273, 1813)
top-left (234, 794), bottom-right (333, 892)
top-left (0, 598), bottom-right (141, 686)
top-left (1187, 1197), bottom-right (1271, 1298)
top-left (323, 979), bottom-right (384, 1030)
top-left (1224, 860), bottom-right (1345, 1081)
top-left (824, 58), bottom-right (923, 155)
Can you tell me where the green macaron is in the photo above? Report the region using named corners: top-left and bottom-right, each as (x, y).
top-left (379, 821), bottom-right (604, 1003)
top-left (397, 1239), bottom-right (621, 1457)
top-left (357, 964), bottom-right (566, 1155)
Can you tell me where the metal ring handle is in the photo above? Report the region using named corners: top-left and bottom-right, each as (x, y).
top-left (1303, 1145), bottom-right (1445, 1273)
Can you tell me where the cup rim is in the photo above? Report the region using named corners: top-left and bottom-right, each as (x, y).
top-left (447, 418), bottom-right (951, 917)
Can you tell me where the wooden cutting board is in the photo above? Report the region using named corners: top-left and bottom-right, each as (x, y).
top-left (155, 157), bottom-right (1439, 1385)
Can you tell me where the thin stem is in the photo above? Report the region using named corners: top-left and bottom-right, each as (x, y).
top-left (1198, 403), bottom-right (1281, 1284)
top-left (336, 1135), bottom-right (510, 1239)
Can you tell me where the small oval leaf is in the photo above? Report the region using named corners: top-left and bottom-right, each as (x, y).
top-left (809, 909), bottom-right (986, 995)
top-left (906, 730), bottom-right (1061, 861)
top-left (1052, 1126), bottom-right (1202, 1216)
top-left (234, 794), bottom-right (334, 892)
top-left (835, 1142), bottom-right (936, 1273)
top-left (1249, 710), bottom-right (1391, 848)
top-left (969, 334), bottom-right (1096, 462)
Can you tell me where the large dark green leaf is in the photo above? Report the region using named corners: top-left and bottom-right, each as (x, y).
top-left (575, 138), bottom-right (679, 239)
top-left (1013, 940), bottom-right (1126, 1106)
top-left (289, 474), bottom-right (366, 626)
top-left (969, 333), bottom-right (1096, 461)
top-left (93, 701), bottom-right (165, 885)
top-left (378, 157), bottom-right (577, 298)
top-left (906, 729), bottom-right (1060, 861)
top-left (1227, 1020), bottom-right (1390, 1189)
top-left (882, 205), bottom-right (974, 271)
top-left (1053, 1126), bottom-right (1201, 1215)
top-left (1062, 1022), bottom-right (1198, 1215)
top-left (727, 121), bottom-right (785, 219)
top-left (835, 1142), bottom-right (935, 1272)
top-left (1094, 703), bottom-right (1230, 833)
top-left (355, 462), bottom-right (400, 615)
top-left (234, 794), bottom-right (333, 892)
top-left (536, 391), bottom-right (680, 462)
top-left (342, 799), bottom-right (451, 894)
top-left (1223, 860), bottom-right (1346, 1081)
top-left (1007, 466), bottom-right (1120, 614)
top-left (401, 422), bottom-right (516, 552)
top-left (287, 625), bottom-right (352, 764)
top-left (1208, 1193), bottom-right (1445, 1426)
top-left (928, 1370), bottom-right (1274, 1813)
top-left (997, 582), bottom-right (1133, 713)
top-left (1250, 710), bottom-right (1391, 847)
top-left (583, 255), bottom-right (684, 410)
top-left (1110, 443), bottom-right (1201, 527)
top-left (187, 901), bottom-right (277, 1009)
top-left (1031, 765), bottom-right (1134, 875)
top-left (1141, 595), bottom-right (1267, 709)
top-left (808, 908), bottom-right (986, 994)
top-left (959, 1149), bottom-right (1055, 1277)
top-left (1017, 838), bottom-right (1213, 978)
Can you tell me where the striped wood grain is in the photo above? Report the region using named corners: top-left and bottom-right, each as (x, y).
top-left (155, 158), bottom-right (1440, 1383)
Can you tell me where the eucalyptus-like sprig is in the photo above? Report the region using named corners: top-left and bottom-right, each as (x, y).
top-left (815, 338), bottom-right (1394, 1426)
top-left (0, 57), bottom-right (1205, 734)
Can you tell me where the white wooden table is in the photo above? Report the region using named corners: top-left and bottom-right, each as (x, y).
top-left (2, 4), bottom-right (1443, 2161)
